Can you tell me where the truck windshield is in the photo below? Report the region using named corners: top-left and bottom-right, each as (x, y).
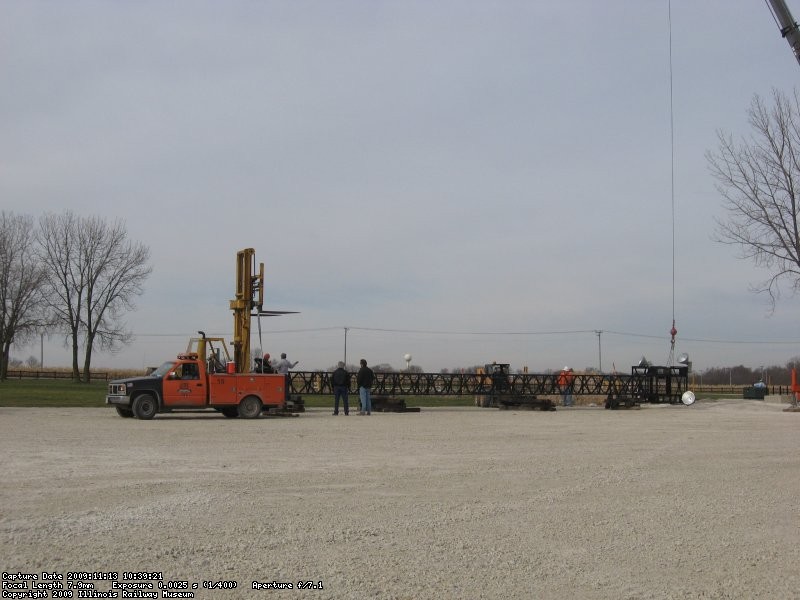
top-left (151, 361), bottom-right (177, 378)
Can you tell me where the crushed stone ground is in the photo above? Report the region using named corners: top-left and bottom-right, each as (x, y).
top-left (1, 401), bottom-right (798, 599)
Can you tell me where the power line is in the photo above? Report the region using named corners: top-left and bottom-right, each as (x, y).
top-left (345, 326), bottom-right (597, 336)
top-left (128, 327), bottom-right (799, 346)
top-left (605, 330), bottom-right (799, 344)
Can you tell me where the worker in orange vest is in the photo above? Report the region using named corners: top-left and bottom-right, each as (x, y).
top-left (557, 366), bottom-right (575, 407)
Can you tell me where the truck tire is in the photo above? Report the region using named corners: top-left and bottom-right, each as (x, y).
top-left (115, 406), bottom-right (134, 418)
top-left (238, 395), bottom-right (262, 419)
top-left (132, 394), bottom-right (158, 420)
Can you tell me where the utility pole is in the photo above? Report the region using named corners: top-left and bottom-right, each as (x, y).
top-left (594, 330), bottom-right (603, 373)
top-left (343, 327), bottom-right (349, 366)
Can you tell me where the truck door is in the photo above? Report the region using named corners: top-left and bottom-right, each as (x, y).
top-left (162, 362), bottom-right (207, 407)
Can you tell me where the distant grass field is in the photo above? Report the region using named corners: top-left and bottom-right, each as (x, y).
top-left (0, 379), bottom-right (108, 407)
top-left (0, 379), bottom-right (474, 408)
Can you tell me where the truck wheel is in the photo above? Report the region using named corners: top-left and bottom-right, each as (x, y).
top-left (238, 395), bottom-right (262, 419)
top-left (115, 406), bottom-right (134, 418)
top-left (132, 394), bottom-right (158, 420)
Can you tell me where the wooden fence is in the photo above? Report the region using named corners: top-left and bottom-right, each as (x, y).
top-left (4, 370), bottom-right (110, 381)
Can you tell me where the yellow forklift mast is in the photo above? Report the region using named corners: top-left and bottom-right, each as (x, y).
top-left (227, 248), bottom-right (297, 374)
top-left (229, 248), bottom-right (263, 374)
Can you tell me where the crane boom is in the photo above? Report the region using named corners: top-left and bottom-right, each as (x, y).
top-left (767, 0), bottom-right (800, 65)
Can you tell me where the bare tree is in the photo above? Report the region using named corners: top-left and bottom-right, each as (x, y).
top-left (37, 212), bottom-right (152, 382)
top-left (707, 88), bottom-right (800, 309)
top-left (0, 212), bottom-right (47, 380)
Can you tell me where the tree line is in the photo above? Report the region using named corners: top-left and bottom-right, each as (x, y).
top-left (693, 361), bottom-right (798, 386)
top-left (0, 211), bottom-right (151, 382)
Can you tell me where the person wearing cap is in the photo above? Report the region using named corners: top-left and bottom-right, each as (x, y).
top-left (557, 366), bottom-right (575, 407)
top-left (276, 352), bottom-right (299, 403)
top-left (331, 361), bottom-right (351, 415)
top-left (253, 353), bottom-right (275, 373)
top-left (276, 352), bottom-right (298, 374)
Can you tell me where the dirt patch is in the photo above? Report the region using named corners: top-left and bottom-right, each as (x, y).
top-left (1, 401), bottom-right (798, 599)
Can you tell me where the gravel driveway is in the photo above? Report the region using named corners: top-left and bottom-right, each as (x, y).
top-left (1, 400), bottom-right (797, 599)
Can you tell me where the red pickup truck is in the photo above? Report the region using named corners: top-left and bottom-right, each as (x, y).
top-left (105, 353), bottom-right (287, 419)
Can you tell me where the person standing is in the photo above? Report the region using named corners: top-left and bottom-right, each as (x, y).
top-left (331, 361), bottom-right (351, 416)
top-left (276, 353), bottom-right (298, 374)
top-left (276, 353), bottom-right (298, 403)
top-left (356, 358), bottom-right (374, 415)
top-left (557, 366), bottom-right (575, 407)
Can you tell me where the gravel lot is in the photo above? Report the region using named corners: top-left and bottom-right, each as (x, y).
top-left (1, 400), bottom-right (798, 599)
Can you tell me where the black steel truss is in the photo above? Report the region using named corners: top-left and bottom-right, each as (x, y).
top-left (288, 365), bottom-right (689, 404)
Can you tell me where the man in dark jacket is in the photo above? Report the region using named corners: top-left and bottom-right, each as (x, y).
top-left (356, 358), bottom-right (374, 415)
top-left (331, 361), bottom-right (351, 415)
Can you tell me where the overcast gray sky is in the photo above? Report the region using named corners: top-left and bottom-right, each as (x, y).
top-left (2, 1), bottom-right (799, 374)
